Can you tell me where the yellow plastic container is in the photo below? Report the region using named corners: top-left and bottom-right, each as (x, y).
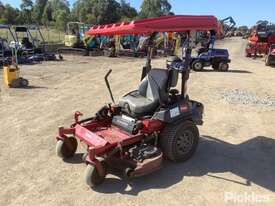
top-left (3, 65), bottom-right (19, 86)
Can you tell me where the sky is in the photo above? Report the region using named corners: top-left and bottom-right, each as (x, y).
top-left (2, 0), bottom-right (275, 26)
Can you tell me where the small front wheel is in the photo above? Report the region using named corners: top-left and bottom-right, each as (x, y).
top-left (84, 164), bottom-right (106, 187)
top-left (56, 137), bottom-right (78, 158)
top-left (192, 60), bottom-right (204, 71)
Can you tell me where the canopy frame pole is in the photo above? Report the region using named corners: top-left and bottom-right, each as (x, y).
top-left (181, 31), bottom-right (191, 97)
top-left (141, 32), bottom-right (158, 80)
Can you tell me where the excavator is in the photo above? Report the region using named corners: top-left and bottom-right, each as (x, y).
top-left (13, 25), bottom-right (58, 61)
top-left (218, 16), bottom-right (236, 39)
top-left (57, 22), bottom-right (105, 56)
top-left (111, 32), bottom-right (182, 58)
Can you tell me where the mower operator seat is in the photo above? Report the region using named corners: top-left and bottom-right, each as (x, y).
top-left (119, 68), bottom-right (172, 117)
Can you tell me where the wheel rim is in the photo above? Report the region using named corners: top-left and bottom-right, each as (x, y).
top-left (194, 62), bottom-right (202, 70)
top-left (176, 130), bottom-right (194, 155)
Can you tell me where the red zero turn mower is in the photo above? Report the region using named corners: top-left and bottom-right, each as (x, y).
top-left (55, 15), bottom-right (218, 187)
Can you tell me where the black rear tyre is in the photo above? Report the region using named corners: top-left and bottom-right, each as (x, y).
top-left (160, 121), bottom-right (199, 162)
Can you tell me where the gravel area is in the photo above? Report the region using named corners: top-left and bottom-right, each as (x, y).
top-left (220, 89), bottom-right (275, 107)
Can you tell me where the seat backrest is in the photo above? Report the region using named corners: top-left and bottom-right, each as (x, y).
top-left (138, 68), bottom-right (169, 103)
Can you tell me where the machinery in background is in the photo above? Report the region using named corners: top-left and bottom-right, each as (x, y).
top-left (191, 32), bottom-right (231, 71)
top-left (265, 44), bottom-right (275, 66)
top-left (2, 38), bottom-right (29, 88)
top-left (0, 24), bottom-right (17, 61)
top-left (58, 22), bottom-right (104, 56)
top-left (13, 25), bottom-right (58, 61)
top-left (105, 32), bottom-right (182, 58)
top-left (218, 16), bottom-right (236, 39)
top-left (245, 21), bottom-right (275, 57)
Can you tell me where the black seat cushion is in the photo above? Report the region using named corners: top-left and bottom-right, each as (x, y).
top-left (119, 68), bottom-right (169, 116)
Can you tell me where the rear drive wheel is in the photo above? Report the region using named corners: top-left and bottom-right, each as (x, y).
top-left (56, 137), bottom-right (78, 158)
top-left (160, 121), bottom-right (199, 162)
top-left (219, 62), bottom-right (229, 71)
top-left (192, 60), bottom-right (203, 71)
top-left (84, 163), bottom-right (106, 187)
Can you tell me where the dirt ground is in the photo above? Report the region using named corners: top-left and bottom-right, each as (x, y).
top-left (0, 37), bottom-right (274, 206)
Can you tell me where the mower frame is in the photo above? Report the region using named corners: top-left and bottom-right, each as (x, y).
top-left (56, 15), bottom-right (218, 187)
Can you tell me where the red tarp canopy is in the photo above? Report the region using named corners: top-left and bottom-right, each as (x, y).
top-left (86, 15), bottom-right (218, 36)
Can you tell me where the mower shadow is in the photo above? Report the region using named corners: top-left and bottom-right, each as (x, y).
top-left (63, 153), bottom-right (84, 164)
top-left (195, 69), bottom-right (252, 74)
top-left (17, 85), bottom-right (48, 89)
top-left (94, 135), bottom-right (275, 195)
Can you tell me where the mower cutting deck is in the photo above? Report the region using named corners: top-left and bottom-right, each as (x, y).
top-left (55, 15), bottom-right (218, 188)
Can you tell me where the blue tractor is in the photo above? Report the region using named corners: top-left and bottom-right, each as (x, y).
top-left (190, 35), bottom-right (231, 71)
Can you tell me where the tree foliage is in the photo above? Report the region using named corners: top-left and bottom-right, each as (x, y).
top-left (20, 0), bottom-right (33, 24)
top-left (119, 0), bottom-right (138, 20)
top-left (42, 0), bottom-right (70, 30)
top-left (0, 0), bottom-right (176, 31)
top-left (0, 4), bottom-right (20, 24)
top-left (33, 0), bottom-right (48, 24)
top-left (139, 0), bottom-right (172, 19)
top-left (72, 0), bottom-right (129, 24)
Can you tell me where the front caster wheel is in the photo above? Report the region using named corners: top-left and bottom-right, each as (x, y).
top-left (56, 137), bottom-right (78, 158)
top-left (84, 164), bottom-right (106, 187)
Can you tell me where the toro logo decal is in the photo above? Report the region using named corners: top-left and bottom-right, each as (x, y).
top-left (180, 104), bottom-right (188, 112)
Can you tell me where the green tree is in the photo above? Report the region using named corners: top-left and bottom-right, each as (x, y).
top-left (119, 0), bottom-right (138, 20)
top-left (55, 9), bottom-right (70, 31)
top-left (139, 0), bottom-right (172, 19)
top-left (20, 0), bottom-right (34, 24)
top-left (0, 4), bottom-right (20, 24)
top-left (42, 2), bottom-right (53, 25)
top-left (33, 0), bottom-right (48, 24)
top-left (41, 0), bottom-right (70, 25)
top-left (72, 0), bottom-right (121, 24)
top-left (0, 2), bottom-right (5, 23)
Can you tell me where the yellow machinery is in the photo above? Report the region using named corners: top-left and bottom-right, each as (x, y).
top-left (2, 42), bottom-right (29, 88)
top-left (3, 63), bottom-right (28, 88)
top-left (64, 35), bottom-right (78, 47)
top-left (64, 22), bottom-right (89, 47)
top-left (113, 32), bottom-right (181, 57)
